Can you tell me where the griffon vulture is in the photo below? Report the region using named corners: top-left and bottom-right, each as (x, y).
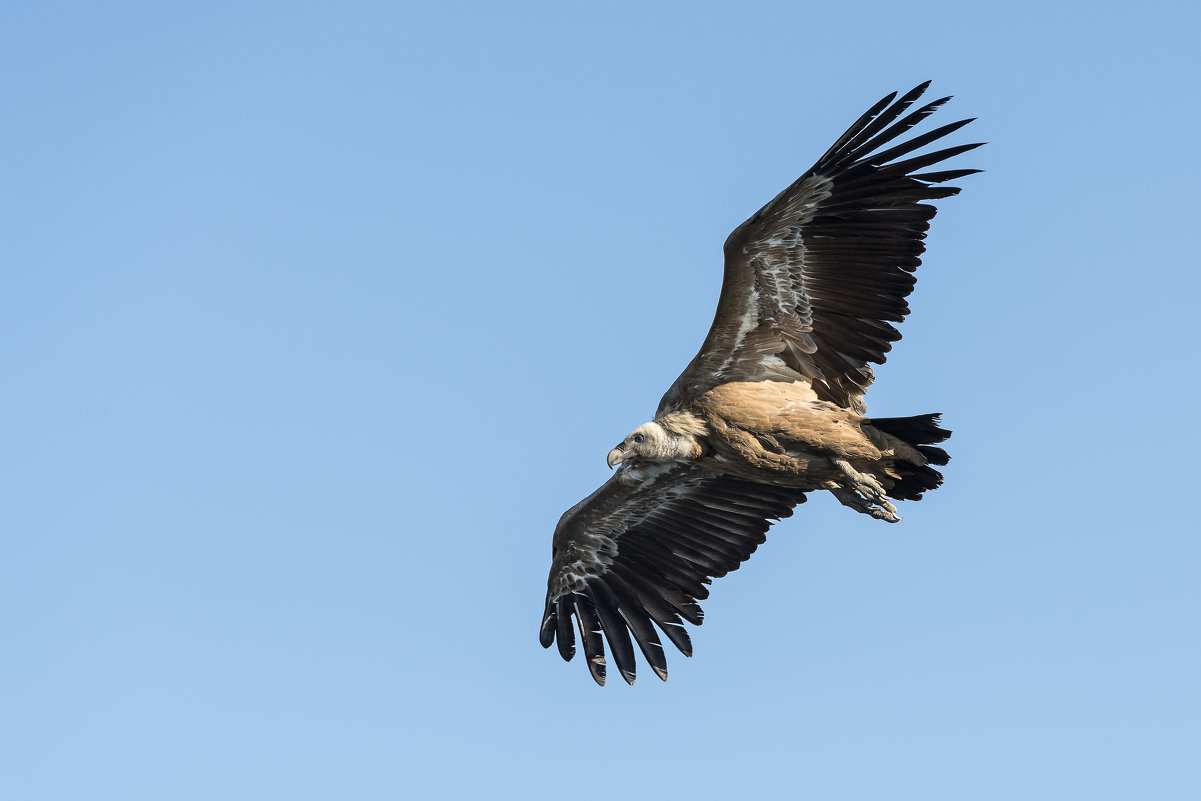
top-left (539, 82), bottom-right (980, 685)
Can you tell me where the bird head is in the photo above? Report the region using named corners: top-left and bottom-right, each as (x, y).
top-left (607, 422), bottom-right (671, 469)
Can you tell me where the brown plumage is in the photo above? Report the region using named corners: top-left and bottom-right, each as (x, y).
top-left (540, 82), bottom-right (979, 685)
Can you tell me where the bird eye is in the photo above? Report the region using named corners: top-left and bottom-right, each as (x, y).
top-left (633, 434), bottom-right (644, 443)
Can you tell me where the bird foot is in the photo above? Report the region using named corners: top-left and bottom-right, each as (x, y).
top-left (830, 458), bottom-right (900, 522)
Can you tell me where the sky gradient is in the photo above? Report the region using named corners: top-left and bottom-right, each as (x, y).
top-left (4, 2), bottom-right (1199, 799)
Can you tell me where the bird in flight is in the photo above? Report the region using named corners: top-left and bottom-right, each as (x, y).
top-left (539, 82), bottom-right (981, 685)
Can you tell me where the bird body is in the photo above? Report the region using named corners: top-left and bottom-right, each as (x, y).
top-left (541, 82), bottom-right (979, 685)
top-left (612, 380), bottom-right (947, 519)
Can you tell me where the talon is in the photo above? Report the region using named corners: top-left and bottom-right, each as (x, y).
top-left (830, 458), bottom-right (900, 522)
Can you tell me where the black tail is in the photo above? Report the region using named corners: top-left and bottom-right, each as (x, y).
top-left (868, 413), bottom-right (951, 501)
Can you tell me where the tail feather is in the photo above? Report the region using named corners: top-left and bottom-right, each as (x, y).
top-left (868, 413), bottom-right (951, 501)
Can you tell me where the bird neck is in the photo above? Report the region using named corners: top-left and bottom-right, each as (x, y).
top-left (654, 411), bottom-right (707, 460)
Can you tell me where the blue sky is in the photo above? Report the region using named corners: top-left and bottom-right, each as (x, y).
top-left (3, 2), bottom-right (1199, 799)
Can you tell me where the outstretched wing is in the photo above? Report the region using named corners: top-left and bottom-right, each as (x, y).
top-left (540, 464), bottom-right (805, 686)
top-left (658, 82), bottom-right (982, 415)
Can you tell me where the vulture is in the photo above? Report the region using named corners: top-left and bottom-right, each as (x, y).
top-left (539, 82), bottom-right (981, 686)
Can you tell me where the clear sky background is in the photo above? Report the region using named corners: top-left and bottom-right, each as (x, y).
top-left (3, 2), bottom-right (1199, 799)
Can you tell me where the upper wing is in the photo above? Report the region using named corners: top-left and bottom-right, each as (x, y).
top-left (539, 463), bottom-right (805, 686)
top-left (658, 82), bottom-right (982, 415)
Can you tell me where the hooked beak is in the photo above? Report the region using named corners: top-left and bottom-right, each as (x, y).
top-left (606, 444), bottom-right (626, 469)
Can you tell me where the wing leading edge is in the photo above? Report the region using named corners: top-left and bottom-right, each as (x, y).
top-left (540, 465), bottom-right (805, 685)
top-left (659, 82), bottom-right (982, 415)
